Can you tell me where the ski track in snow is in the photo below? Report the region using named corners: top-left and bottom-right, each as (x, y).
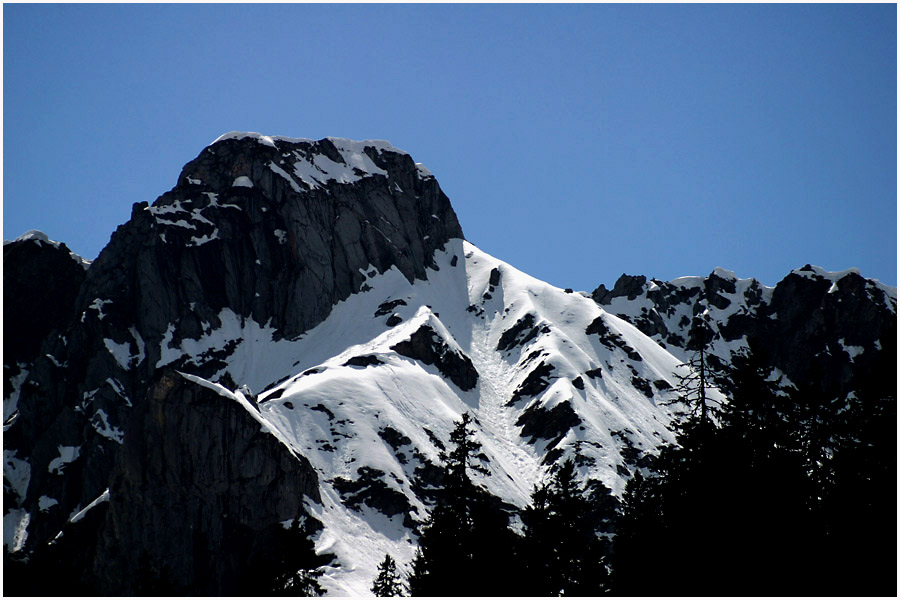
top-left (469, 317), bottom-right (543, 502)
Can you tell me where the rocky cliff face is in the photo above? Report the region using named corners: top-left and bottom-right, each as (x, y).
top-left (3, 134), bottom-right (462, 591)
top-left (592, 265), bottom-right (897, 401)
top-left (93, 370), bottom-right (321, 595)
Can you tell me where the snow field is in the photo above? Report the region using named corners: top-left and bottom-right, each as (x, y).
top-left (154, 239), bottom-right (692, 595)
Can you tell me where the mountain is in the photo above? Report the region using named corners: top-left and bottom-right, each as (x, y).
top-left (4, 132), bottom-right (896, 595)
top-left (592, 266), bottom-right (896, 402)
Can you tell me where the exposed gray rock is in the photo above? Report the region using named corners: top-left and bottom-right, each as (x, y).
top-left (516, 400), bottom-right (581, 447)
top-left (585, 316), bottom-right (642, 361)
top-left (332, 466), bottom-right (414, 523)
top-left (496, 313), bottom-right (540, 352)
top-left (591, 266), bottom-right (897, 401)
top-left (591, 274), bottom-right (647, 304)
top-left (92, 370), bottom-right (321, 595)
top-left (391, 324), bottom-right (479, 391)
top-left (508, 361), bottom-right (555, 405)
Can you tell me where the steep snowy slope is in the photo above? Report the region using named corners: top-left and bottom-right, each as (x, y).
top-left (161, 238), bottom-right (695, 594)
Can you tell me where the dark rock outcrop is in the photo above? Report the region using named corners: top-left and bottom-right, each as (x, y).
top-left (516, 400), bottom-right (581, 447)
top-left (391, 324), bottom-right (479, 391)
top-left (585, 316), bottom-right (642, 361)
top-left (508, 361), bottom-right (555, 405)
top-left (591, 274), bottom-right (647, 304)
top-left (497, 313), bottom-right (540, 352)
top-left (591, 266), bottom-right (897, 401)
top-left (344, 354), bottom-right (385, 368)
top-left (3, 236), bottom-right (87, 379)
top-left (332, 466), bottom-right (414, 522)
top-left (91, 370), bottom-right (321, 595)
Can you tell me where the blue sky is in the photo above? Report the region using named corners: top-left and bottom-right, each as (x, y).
top-left (4, 3), bottom-right (896, 290)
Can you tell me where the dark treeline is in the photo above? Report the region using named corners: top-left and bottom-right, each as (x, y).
top-left (375, 344), bottom-right (896, 597)
top-left (615, 346), bottom-right (896, 596)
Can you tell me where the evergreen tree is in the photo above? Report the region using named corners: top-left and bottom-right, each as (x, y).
top-left (243, 517), bottom-right (326, 596)
top-left (818, 383), bottom-right (897, 595)
top-left (408, 413), bottom-right (517, 596)
top-left (519, 459), bottom-right (610, 596)
top-left (669, 311), bottom-right (722, 446)
top-left (614, 343), bottom-right (897, 596)
top-left (610, 470), bottom-right (667, 595)
top-left (614, 324), bottom-right (734, 595)
top-left (371, 554), bottom-right (405, 597)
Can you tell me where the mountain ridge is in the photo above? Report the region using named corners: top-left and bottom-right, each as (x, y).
top-left (4, 134), bottom-right (895, 595)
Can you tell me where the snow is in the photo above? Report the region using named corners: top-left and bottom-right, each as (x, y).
top-left (177, 372), bottom-right (299, 455)
top-left (38, 496), bottom-right (59, 512)
top-left (839, 339), bottom-right (865, 360)
top-left (104, 377), bottom-right (132, 407)
top-left (792, 264), bottom-right (861, 281)
top-left (104, 338), bottom-right (133, 369)
top-left (210, 132), bottom-right (406, 156)
top-left (189, 229), bottom-right (220, 246)
top-left (91, 409), bottom-right (124, 444)
top-left (134, 236), bottom-right (694, 593)
top-left (12, 229), bottom-right (52, 244)
top-left (130, 327), bottom-right (146, 365)
top-left (4, 364), bottom-right (29, 424)
top-left (47, 445), bottom-right (81, 475)
top-left (711, 266), bottom-right (738, 280)
top-left (3, 509), bottom-right (30, 553)
top-left (38, 226), bottom-right (825, 594)
top-left (601, 269), bottom-right (775, 368)
top-left (210, 132), bottom-right (412, 191)
top-left (791, 265), bottom-right (897, 310)
top-left (291, 147), bottom-right (386, 188)
top-left (158, 309), bottom-right (323, 394)
top-left (202, 238), bottom-right (683, 594)
top-left (88, 298), bottom-right (112, 320)
top-left (69, 489), bottom-right (110, 524)
top-left (232, 176), bottom-right (254, 188)
top-left (4, 450), bottom-right (31, 503)
top-left (268, 161), bottom-right (305, 193)
top-left (45, 353), bottom-right (67, 368)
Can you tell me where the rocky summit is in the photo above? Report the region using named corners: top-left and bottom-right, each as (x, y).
top-left (4, 133), bottom-right (896, 595)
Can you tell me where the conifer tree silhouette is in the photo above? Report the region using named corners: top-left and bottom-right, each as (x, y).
top-left (371, 554), bottom-right (405, 597)
top-left (408, 413), bottom-right (515, 596)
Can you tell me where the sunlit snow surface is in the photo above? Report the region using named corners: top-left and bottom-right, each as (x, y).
top-left (158, 239), bottom-right (692, 595)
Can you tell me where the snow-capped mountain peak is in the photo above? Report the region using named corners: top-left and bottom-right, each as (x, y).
top-left (4, 133), bottom-right (894, 596)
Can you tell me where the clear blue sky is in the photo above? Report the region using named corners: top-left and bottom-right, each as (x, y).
top-left (4, 3), bottom-right (896, 290)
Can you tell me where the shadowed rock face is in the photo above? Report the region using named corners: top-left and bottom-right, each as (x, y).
top-left (391, 324), bottom-right (479, 391)
top-left (3, 237), bottom-right (86, 376)
top-left (592, 267), bottom-right (897, 401)
top-left (84, 135), bottom-right (465, 372)
top-left (4, 135), bottom-right (463, 568)
top-left (92, 370), bottom-right (321, 595)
